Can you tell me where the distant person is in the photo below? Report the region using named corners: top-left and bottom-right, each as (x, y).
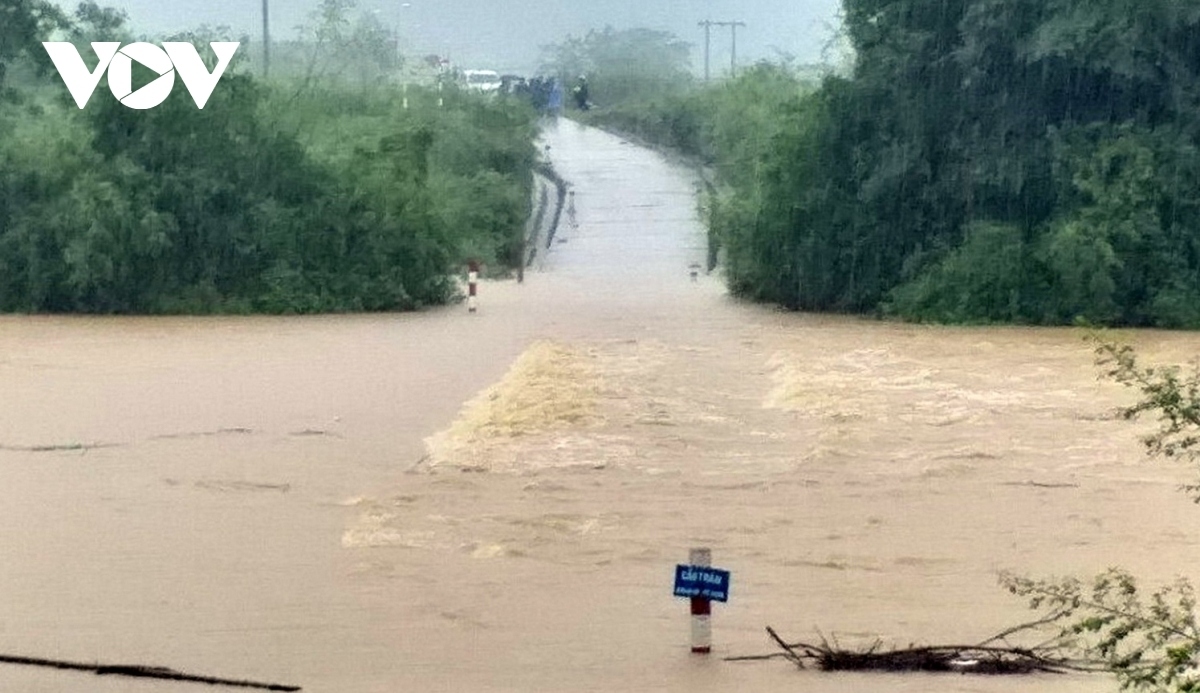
top-left (573, 75), bottom-right (589, 111)
top-left (512, 76), bottom-right (529, 99)
top-left (528, 77), bottom-right (548, 112)
top-left (547, 78), bottom-right (564, 116)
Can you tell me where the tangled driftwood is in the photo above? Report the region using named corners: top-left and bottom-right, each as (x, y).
top-left (727, 620), bottom-right (1104, 675)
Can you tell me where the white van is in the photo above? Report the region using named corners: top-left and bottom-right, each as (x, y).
top-left (463, 70), bottom-right (502, 93)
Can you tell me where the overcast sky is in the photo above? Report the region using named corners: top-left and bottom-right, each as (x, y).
top-left (51, 0), bottom-right (844, 75)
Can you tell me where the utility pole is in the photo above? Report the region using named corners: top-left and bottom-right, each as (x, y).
top-left (262, 0), bottom-right (270, 78)
top-left (698, 20), bottom-right (745, 81)
top-left (729, 21), bottom-right (744, 76)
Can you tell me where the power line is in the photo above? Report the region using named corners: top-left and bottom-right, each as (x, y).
top-left (698, 20), bottom-right (746, 82)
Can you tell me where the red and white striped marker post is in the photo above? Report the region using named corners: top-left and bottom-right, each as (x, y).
top-left (674, 548), bottom-right (730, 655)
top-left (467, 260), bottom-right (479, 313)
top-left (689, 547), bottom-right (712, 653)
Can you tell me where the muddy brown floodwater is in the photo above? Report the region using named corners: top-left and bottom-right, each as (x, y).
top-left (2, 119), bottom-right (1200, 693)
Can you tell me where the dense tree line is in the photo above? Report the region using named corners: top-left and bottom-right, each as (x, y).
top-left (0, 1), bottom-right (536, 313)
top-left (572, 1), bottom-right (1200, 327)
top-left (815, 0), bottom-right (1200, 326)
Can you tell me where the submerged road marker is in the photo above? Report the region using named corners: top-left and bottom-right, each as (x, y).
top-left (674, 547), bottom-right (730, 654)
top-left (467, 259), bottom-right (479, 313)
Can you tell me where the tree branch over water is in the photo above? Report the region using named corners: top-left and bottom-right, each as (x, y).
top-left (996, 336), bottom-right (1200, 692)
top-left (1093, 336), bottom-right (1200, 501)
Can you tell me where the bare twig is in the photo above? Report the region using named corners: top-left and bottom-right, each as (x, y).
top-left (976, 611), bottom-right (1072, 647)
top-left (766, 626), bottom-right (806, 668)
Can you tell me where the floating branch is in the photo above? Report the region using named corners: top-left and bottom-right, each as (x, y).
top-left (727, 622), bottom-right (1105, 675)
top-left (0, 654), bottom-right (301, 690)
top-left (0, 442), bottom-right (122, 452)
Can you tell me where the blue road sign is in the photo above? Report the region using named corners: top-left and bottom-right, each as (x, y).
top-left (673, 564), bottom-right (730, 602)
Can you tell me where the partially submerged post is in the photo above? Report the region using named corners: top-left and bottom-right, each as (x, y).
top-left (690, 548), bottom-right (712, 653)
top-left (467, 260), bottom-right (479, 313)
top-left (674, 548), bottom-right (730, 654)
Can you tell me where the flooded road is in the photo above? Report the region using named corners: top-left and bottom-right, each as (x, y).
top-left (3, 119), bottom-right (1200, 692)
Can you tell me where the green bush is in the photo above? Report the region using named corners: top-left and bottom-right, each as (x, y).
top-left (0, 4), bottom-right (537, 314)
top-left (886, 222), bottom-right (1028, 324)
